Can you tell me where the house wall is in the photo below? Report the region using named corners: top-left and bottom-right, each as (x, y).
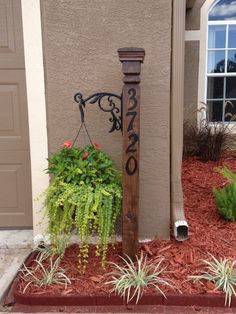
top-left (184, 0), bottom-right (207, 123)
top-left (184, 41), bottom-right (200, 122)
top-left (40, 0), bottom-right (172, 239)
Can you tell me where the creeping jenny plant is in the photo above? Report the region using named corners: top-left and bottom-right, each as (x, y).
top-left (44, 142), bottom-right (122, 271)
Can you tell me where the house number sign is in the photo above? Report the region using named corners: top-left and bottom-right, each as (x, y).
top-left (125, 87), bottom-right (138, 176)
top-left (118, 48), bottom-right (145, 260)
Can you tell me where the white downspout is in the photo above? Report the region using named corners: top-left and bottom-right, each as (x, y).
top-left (171, 0), bottom-right (188, 241)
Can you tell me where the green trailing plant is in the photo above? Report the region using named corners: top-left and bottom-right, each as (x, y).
top-left (44, 143), bottom-right (122, 271)
top-left (51, 233), bottom-right (72, 257)
top-left (20, 256), bottom-right (71, 293)
top-left (189, 254), bottom-right (236, 307)
top-left (213, 167), bottom-right (236, 221)
top-left (183, 105), bottom-right (233, 161)
top-left (106, 252), bottom-right (173, 304)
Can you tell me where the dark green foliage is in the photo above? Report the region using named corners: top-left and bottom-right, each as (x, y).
top-left (47, 145), bottom-right (121, 185)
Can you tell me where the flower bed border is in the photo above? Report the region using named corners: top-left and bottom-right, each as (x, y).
top-left (13, 287), bottom-right (236, 308)
top-left (12, 252), bottom-right (236, 308)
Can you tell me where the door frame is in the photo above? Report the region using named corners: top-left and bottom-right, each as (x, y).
top-left (21, 0), bottom-right (49, 236)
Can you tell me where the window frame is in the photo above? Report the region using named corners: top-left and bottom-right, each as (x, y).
top-left (206, 4), bottom-right (236, 124)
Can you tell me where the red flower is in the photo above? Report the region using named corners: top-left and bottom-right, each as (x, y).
top-left (63, 141), bottom-right (72, 148)
top-left (94, 143), bottom-right (101, 150)
top-left (82, 152), bottom-right (88, 160)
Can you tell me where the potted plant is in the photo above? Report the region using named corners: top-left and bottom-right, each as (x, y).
top-left (43, 141), bottom-right (122, 271)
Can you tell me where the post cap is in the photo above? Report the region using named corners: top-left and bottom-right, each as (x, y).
top-left (118, 47), bottom-right (145, 63)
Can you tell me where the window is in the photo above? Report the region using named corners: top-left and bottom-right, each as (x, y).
top-left (207, 0), bottom-right (236, 122)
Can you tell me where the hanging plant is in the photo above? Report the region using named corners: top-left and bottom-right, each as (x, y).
top-left (44, 142), bottom-right (122, 271)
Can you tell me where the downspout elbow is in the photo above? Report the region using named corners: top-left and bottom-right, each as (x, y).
top-left (171, 180), bottom-right (188, 241)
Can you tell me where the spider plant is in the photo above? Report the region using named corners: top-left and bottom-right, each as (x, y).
top-left (106, 252), bottom-right (173, 304)
top-left (20, 256), bottom-right (71, 293)
top-left (189, 254), bottom-right (236, 307)
top-left (35, 245), bottom-right (53, 262)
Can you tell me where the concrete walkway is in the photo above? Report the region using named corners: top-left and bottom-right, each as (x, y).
top-left (0, 230), bottom-right (33, 305)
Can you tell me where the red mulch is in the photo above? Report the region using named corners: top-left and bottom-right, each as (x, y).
top-left (17, 152), bottom-right (236, 297)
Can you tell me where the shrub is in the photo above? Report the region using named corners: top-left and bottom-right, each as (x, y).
top-left (189, 254), bottom-right (236, 307)
top-left (106, 252), bottom-right (173, 304)
top-left (213, 183), bottom-right (236, 221)
top-left (44, 143), bottom-right (122, 271)
top-left (213, 167), bottom-right (236, 221)
top-left (183, 106), bottom-right (232, 161)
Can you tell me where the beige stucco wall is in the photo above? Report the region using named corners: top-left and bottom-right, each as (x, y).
top-left (40, 0), bottom-right (172, 239)
top-left (184, 41), bottom-right (200, 123)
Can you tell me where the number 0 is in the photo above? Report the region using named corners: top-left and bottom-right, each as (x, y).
top-left (125, 156), bottom-right (137, 176)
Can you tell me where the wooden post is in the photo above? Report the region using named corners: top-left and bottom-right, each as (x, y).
top-left (118, 47), bottom-right (145, 259)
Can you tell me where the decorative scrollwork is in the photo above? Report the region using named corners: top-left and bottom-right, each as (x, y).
top-left (74, 92), bottom-right (122, 133)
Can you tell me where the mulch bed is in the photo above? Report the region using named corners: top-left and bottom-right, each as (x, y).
top-left (15, 152), bottom-right (236, 301)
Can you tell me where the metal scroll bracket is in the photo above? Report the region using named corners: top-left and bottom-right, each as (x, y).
top-left (73, 92), bottom-right (122, 146)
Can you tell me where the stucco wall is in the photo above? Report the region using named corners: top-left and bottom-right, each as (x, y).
top-left (184, 41), bottom-right (200, 123)
top-left (40, 0), bottom-right (172, 239)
